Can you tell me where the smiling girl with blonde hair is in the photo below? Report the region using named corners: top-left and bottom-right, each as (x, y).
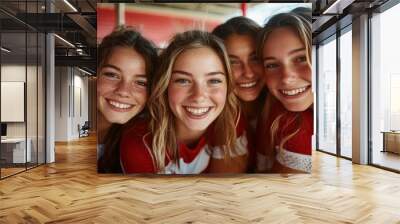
top-left (120, 30), bottom-right (251, 174)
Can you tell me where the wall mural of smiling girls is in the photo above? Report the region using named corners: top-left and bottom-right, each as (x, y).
top-left (97, 3), bottom-right (312, 174)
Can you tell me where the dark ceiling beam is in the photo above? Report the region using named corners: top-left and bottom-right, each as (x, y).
top-left (312, 0), bottom-right (361, 43)
top-left (312, 0), bottom-right (355, 34)
top-left (55, 55), bottom-right (96, 71)
top-left (0, 8), bottom-right (37, 31)
top-left (323, 0), bottom-right (356, 14)
top-left (66, 13), bottom-right (96, 43)
top-left (312, 15), bottom-right (335, 33)
top-left (86, 0), bottom-right (97, 11)
top-left (55, 47), bottom-right (97, 57)
top-left (5, 12), bottom-right (97, 47)
top-left (312, 14), bottom-right (353, 44)
top-left (13, 13), bottom-right (83, 32)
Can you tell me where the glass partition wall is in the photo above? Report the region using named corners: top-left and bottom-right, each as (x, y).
top-left (0, 31), bottom-right (27, 177)
top-left (317, 35), bottom-right (337, 155)
top-left (0, 1), bottom-right (46, 179)
top-left (339, 26), bottom-right (352, 159)
top-left (316, 25), bottom-right (353, 159)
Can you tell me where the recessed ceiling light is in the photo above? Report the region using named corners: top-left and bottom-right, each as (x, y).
top-left (322, 0), bottom-right (354, 15)
top-left (1, 47), bottom-right (11, 53)
top-left (63, 0), bottom-right (78, 12)
top-left (77, 67), bottom-right (93, 76)
top-left (54, 34), bottom-right (75, 48)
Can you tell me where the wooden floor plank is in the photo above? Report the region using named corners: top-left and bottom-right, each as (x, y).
top-left (0, 135), bottom-right (400, 223)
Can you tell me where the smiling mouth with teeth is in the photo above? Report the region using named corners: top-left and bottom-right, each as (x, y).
top-left (280, 86), bottom-right (309, 96)
top-left (184, 106), bottom-right (211, 117)
top-left (108, 99), bottom-right (134, 110)
top-left (238, 81), bottom-right (257, 88)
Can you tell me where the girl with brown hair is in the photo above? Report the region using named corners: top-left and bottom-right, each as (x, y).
top-left (97, 26), bottom-right (157, 173)
top-left (212, 16), bottom-right (267, 171)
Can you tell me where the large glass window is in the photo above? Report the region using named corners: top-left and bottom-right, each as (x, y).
top-left (339, 27), bottom-right (352, 158)
top-left (317, 35), bottom-right (337, 154)
top-left (371, 3), bottom-right (400, 171)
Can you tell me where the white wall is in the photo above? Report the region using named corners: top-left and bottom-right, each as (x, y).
top-left (1, 65), bottom-right (26, 139)
top-left (55, 67), bottom-right (69, 141)
top-left (1, 65), bottom-right (39, 138)
top-left (54, 67), bottom-right (89, 141)
top-left (1, 64), bottom-right (46, 164)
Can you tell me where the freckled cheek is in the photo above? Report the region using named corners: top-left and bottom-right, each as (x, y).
top-left (97, 87), bottom-right (110, 115)
top-left (232, 67), bottom-right (243, 81)
top-left (97, 83), bottom-right (116, 99)
top-left (132, 90), bottom-right (148, 108)
top-left (264, 73), bottom-right (280, 90)
top-left (209, 87), bottom-right (227, 107)
top-left (298, 66), bottom-right (312, 82)
top-left (168, 86), bottom-right (187, 111)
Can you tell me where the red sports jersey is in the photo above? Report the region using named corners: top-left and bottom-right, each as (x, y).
top-left (256, 101), bottom-right (313, 172)
top-left (120, 114), bottom-right (251, 174)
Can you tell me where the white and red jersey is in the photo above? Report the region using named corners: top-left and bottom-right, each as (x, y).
top-left (256, 101), bottom-right (313, 173)
top-left (120, 114), bottom-right (251, 174)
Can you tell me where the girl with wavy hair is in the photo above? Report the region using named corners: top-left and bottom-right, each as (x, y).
top-left (256, 7), bottom-right (313, 173)
top-left (120, 30), bottom-right (250, 174)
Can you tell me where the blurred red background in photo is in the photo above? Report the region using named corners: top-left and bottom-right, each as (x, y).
top-left (97, 4), bottom-right (222, 47)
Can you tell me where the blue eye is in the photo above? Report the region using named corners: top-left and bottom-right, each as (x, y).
top-left (209, 79), bottom-right (223, 84)
top-left (174, 79), bottom-right (190, 85)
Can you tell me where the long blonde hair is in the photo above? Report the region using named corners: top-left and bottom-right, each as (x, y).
top-left (148, 30), bottom-right (239, 172)
top-left (257, 8), bottom-right (312, 160)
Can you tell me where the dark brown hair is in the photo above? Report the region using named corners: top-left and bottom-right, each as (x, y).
top-left (97, 26), bottom-right (158, 88)
top-left (97, 26), bottom-right (157, 173)
top-left (213, 16), bottom-right (267, 126)
top-left (212, 16), bottom-right (261, 41)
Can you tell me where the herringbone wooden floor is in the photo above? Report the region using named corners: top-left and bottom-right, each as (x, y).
top-left (1, 135), bottom-right (400, 223)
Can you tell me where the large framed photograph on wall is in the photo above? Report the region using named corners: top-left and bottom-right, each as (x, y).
top-left (96, 3), bottom-right (313, 174)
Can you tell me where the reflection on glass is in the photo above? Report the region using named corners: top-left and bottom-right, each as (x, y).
top-left (340, 29), bottom-right (352, 158)
top-left (38, 33), bottom-right (46, 165)
top-left (371, 3), bottom-right (400, 171)
top-left (27, 32), bottom-right (38, 169)
top-left (0, 1), bottom-right (47, 178)
top-left (318, 36), bottom-right (337, 154)
top-left (1, 31), bottom-right (27, 177)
